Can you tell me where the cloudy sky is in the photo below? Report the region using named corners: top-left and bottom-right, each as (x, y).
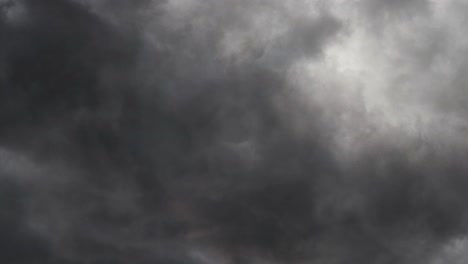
top-left (2, 0), bottom-right (468, 263)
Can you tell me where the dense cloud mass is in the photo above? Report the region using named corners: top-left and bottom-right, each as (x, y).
top-left (1, 0), bottom-right (468, 263)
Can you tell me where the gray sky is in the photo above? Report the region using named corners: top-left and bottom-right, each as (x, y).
top-left (1, 0), bottom-right (468, 263)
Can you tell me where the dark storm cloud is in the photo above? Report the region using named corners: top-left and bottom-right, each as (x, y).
top-left (1, 0), bottom-right (468, 263)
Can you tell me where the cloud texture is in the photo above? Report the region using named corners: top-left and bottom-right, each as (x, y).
top-left (2, 0), bottom-right (468, 263)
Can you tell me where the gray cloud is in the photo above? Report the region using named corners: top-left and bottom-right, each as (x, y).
top-left (1, 0), bottom-right (468, 263)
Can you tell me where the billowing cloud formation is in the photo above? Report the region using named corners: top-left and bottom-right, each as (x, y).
top-left (1, 0), bottom-right (468, 263)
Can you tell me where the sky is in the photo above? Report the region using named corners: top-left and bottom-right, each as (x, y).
top-left (1, 0), bottom-right (468, 263)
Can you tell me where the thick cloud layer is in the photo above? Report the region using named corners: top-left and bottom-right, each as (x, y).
top-left (1, 0), bottom-right (468, 263)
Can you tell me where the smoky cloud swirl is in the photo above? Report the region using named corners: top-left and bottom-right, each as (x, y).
top-left (1, 0), bottom-right (468, 263)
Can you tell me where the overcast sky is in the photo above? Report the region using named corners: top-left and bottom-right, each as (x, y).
top-left (2, 0), bottom-right (468, 263)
